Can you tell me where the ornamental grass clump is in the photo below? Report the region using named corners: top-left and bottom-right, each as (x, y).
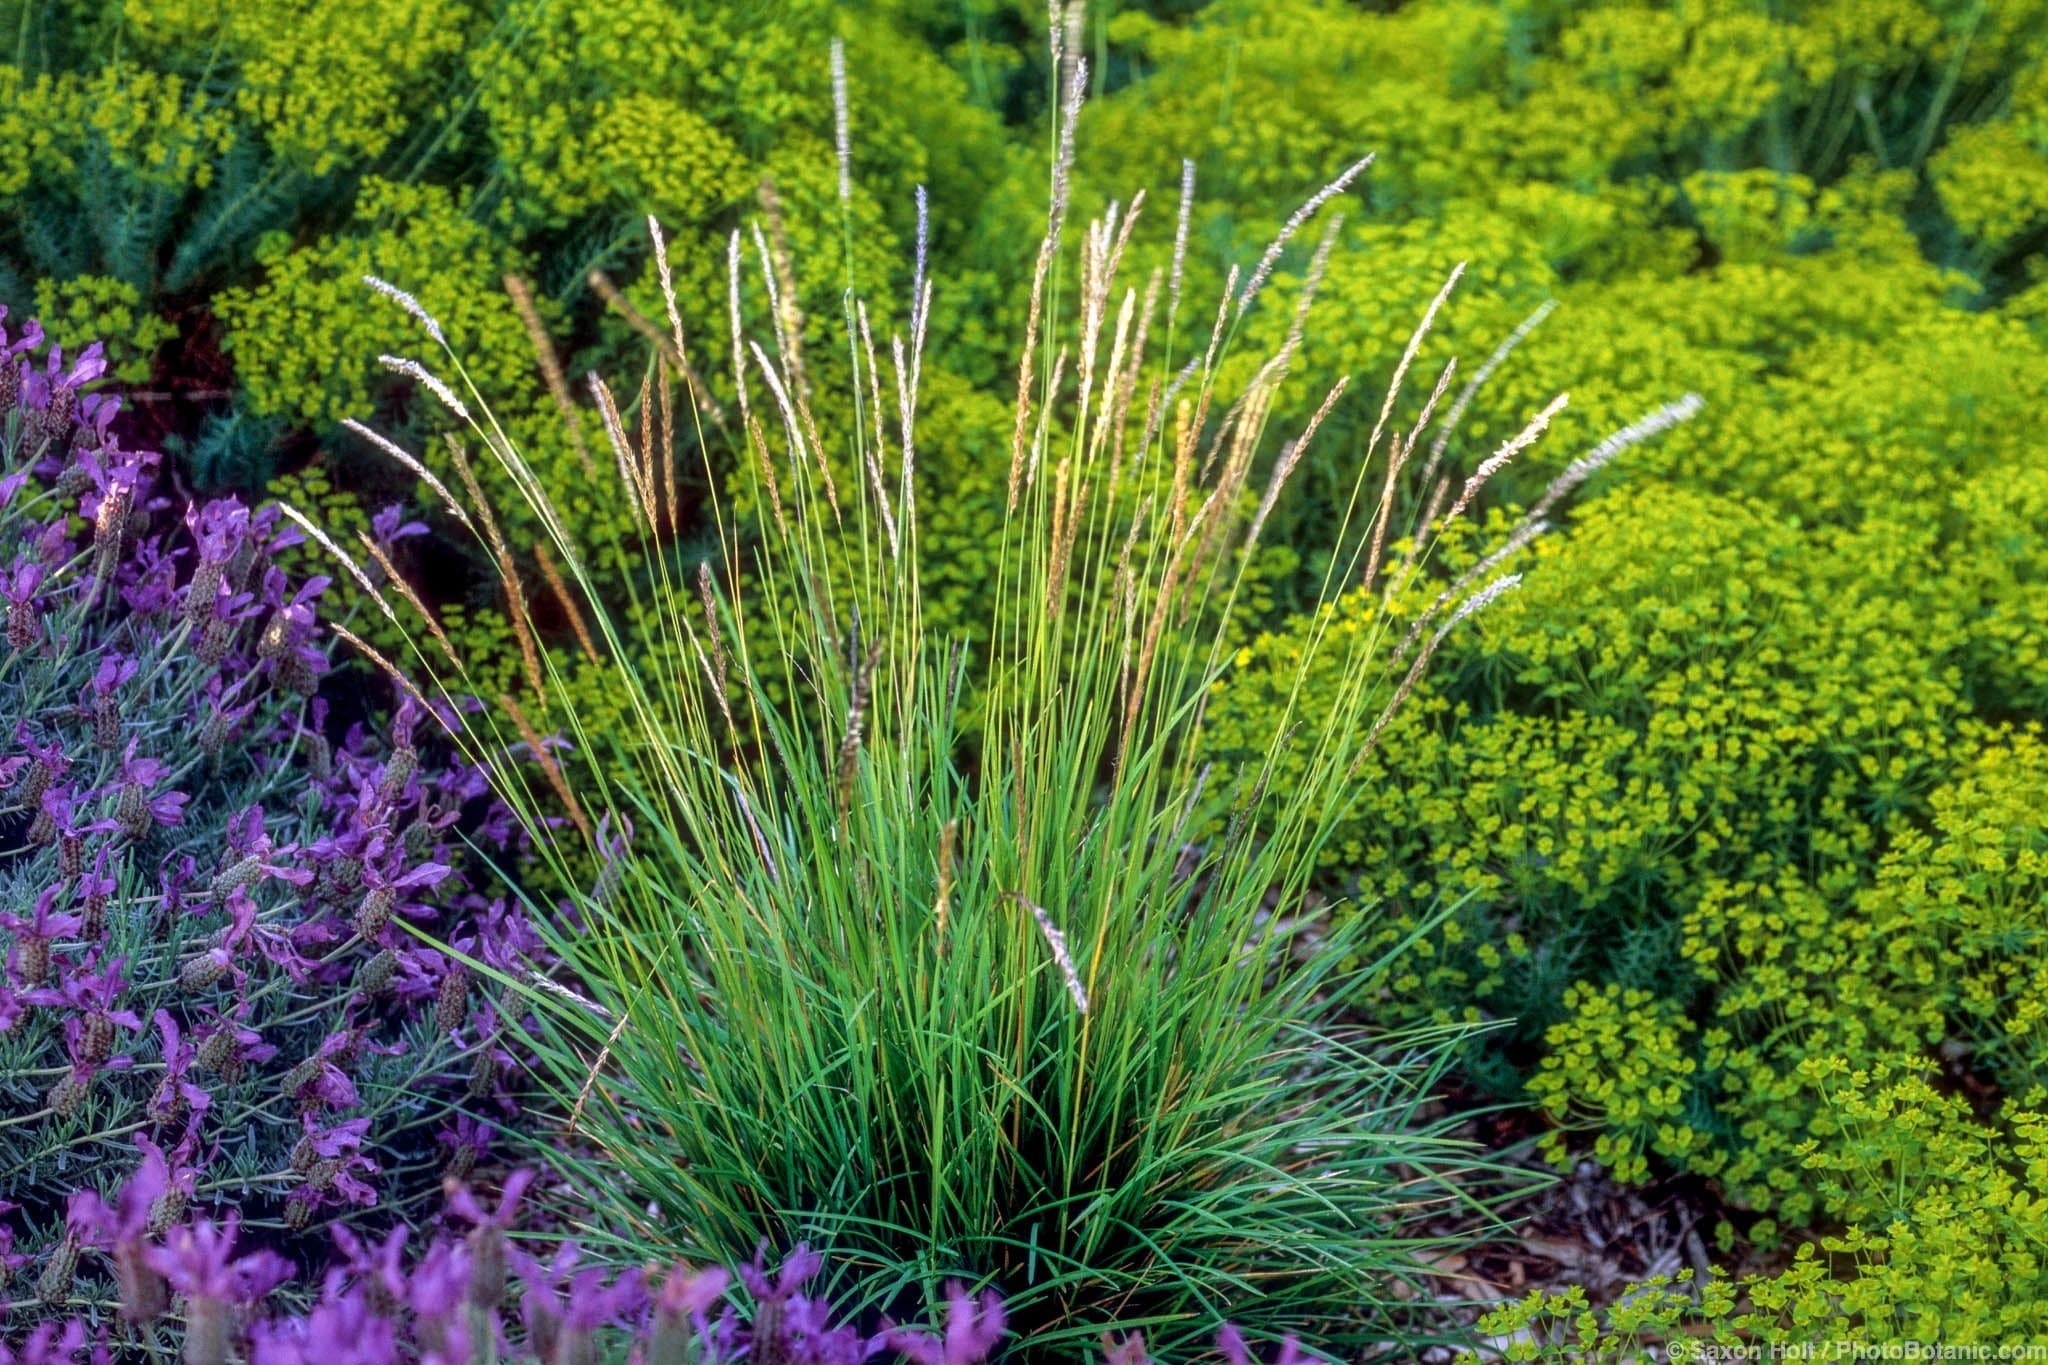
top-left (0, 310), bottom-right (539, 1329)
top-left (330, 45), bottom-right (1568, 1355)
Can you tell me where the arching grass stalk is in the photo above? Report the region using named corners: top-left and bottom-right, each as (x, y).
top-left (325, 128), bottom-right (1565, 1357)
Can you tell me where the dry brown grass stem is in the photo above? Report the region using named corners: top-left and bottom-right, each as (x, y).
top-left (1248, 214), bottom-right (1343, 404)
top-left (588, 374), bottom-right (658, 534)
top-left (732, 783), bottom-right (779, 883)
top-left (1389, 517), bottom-right (1548, 666)
top-left (342, 421), bottom-right (480, 541)
top-left (1086, 286), bottom-right (1138, 475)
top-left (695, 562), bottom-right (735, 733)
top-left (354, 530), bottom-right (462, 670)
top-left (748, 339), bottom-right (841, 519)
top-left (1048, 463), bottom-right (1090, 620)
top-left (831, 37), bottom-right (851, 207)
top-left (637, 368), bottom-right (657, 534)
top-left (1121, 500), bottom-right (1208, 767)
top-left (1203, 217), bottom-right (1340, 494)
top-left (1360, 428), bottom-right (1415, 595)
top-left (445, 434), bottom-right (547, 707)
top-left (587, 268), bottom-right (731, 439)
top-left (1389, 473), bottom-right (1452, 594)
top-left (500, 691), bottom-right (592, 841)
top-left (1185, 384), bottom-right (1270, 599)
top-left (1349, 572), bottom-right (1522, 777)
top-left (754, 182), bottom-right (830, 490)
top-left (835, 639), bottom-right (886, 821)
top-left (329, 623), bottom-right (451, 737)
top-left (1524, 393), bottom-right (1705, 523)
top-left (1136, 358), bottom-right (1194, 467)
top-left (1167, 397), bottom-right (1195, 546)
top-left (378, 355), bottom-right (469, 422)
top-left (1245, 375), bottom-right (1349, 552)
top-left (727, 231), bottom-right (755, 437)
top-left (276, 503), bottom-right (403, 635)
top-left (648, 214), bottom-right (689, 360)
top-left (746, 412), bottom-right (788, 536)
top-left (890, 332), bottom-right (917, 537)
top-left (567, 1007), bottom-right (633, 1139)
top-left (1238, 153), bottom-right (1373, 316)
top-left (535, 542), bottom-right (601, 668)
top-left (1418, 298), bottom-right (1557, 492)
top-left (506, 273), bottom-right (596, 479)
top-left (1405, 357), bottom-right (1459, 456)
top-left (657, 365), bottom-right (675, 537)
top-left (1008, 52), bottom-right (1088, 509)
top-left (1175, 264), bottom-right (1239, 485)
top-left (1438, 392), bottom-right (1570, 532)
top-left (1024, 344), bottom-right (1069, 497)
top-left (855, 302), bottom-right (900, 557)
top-left (1359, 263), bottom-right (1465, 487)
top-left (1009, 247), bottom-right (1056, 511)
top-left (1107, 268), bottom-right (1162, 497)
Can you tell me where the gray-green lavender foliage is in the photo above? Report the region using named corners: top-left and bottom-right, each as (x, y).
top-left (0, 312), bottom-right (538, 1323)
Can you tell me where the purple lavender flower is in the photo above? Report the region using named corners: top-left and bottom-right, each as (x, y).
top-left (351, 857), bottom-right (452, 941)
top-left (1216, 1326), bottom-right (1310, 1365)
top-left (370, 505), bottom-right (427, 550)
top-left (13, 722), bottom-right (68, 797)
top-left (76, 848), bottom-right (117, 939)
top-left (24, 952), bottom-right (143, 1027)
top-left (147, 1010), bottom-right (211, 1132)
top-left (291, 1116), bottom-right (383, 1209)
top-left (513, 1243), bottom-right (648, 1365)
top-left (283, 1031), bottom-right (367, 1113)
top-left (195, 676), bottom-right (263, 757)
top-left (1, 1320), bottom-right (90, 1365)
top-left (884, 1283), bottom-right (1008, 1365)
top-left (246, 1289), bottom-right (403, 1365)
top-left (327, 1223), bottom-right (410, 1308)
top-left (143, 1217), bottom-right (291, 1321)
top-left (119, 534), bottom-right (181, 615)
top-left (405, 1237), bottom-right (478, 1364)
top-left (115, 742), bottom-right (189, 834)
top-left (1, 886), bottom-right (82, 988)
top-left (0, 1199), bottom-right (32, 1295)
top-left (190, 1003), bottom-right (277, 1079)
top-left (184, 500), bottom-right (251, 576)
top-left (67, 1135), bottom-right (173, 1321)
top-left (212, 806), bottom-right (314, 899)
top-left (726, 1243), bottom-right (876, 1365)
top-left (654, 1262), bottom-right (732, 1320)
top-left (158, 853), bottom-right (198, 918)
top-left (446, 1168), bottom-right (534, 1313)
top-left (4, 559), bottom-right (43, 649)
top-left (435, 1115), bottom-right (493, 1182)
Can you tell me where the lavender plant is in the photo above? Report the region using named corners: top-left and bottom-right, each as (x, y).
top-left (0, 311), bottom-right (538, 1328)
top-left (11, 1162), bottom-right (1323, 1365)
